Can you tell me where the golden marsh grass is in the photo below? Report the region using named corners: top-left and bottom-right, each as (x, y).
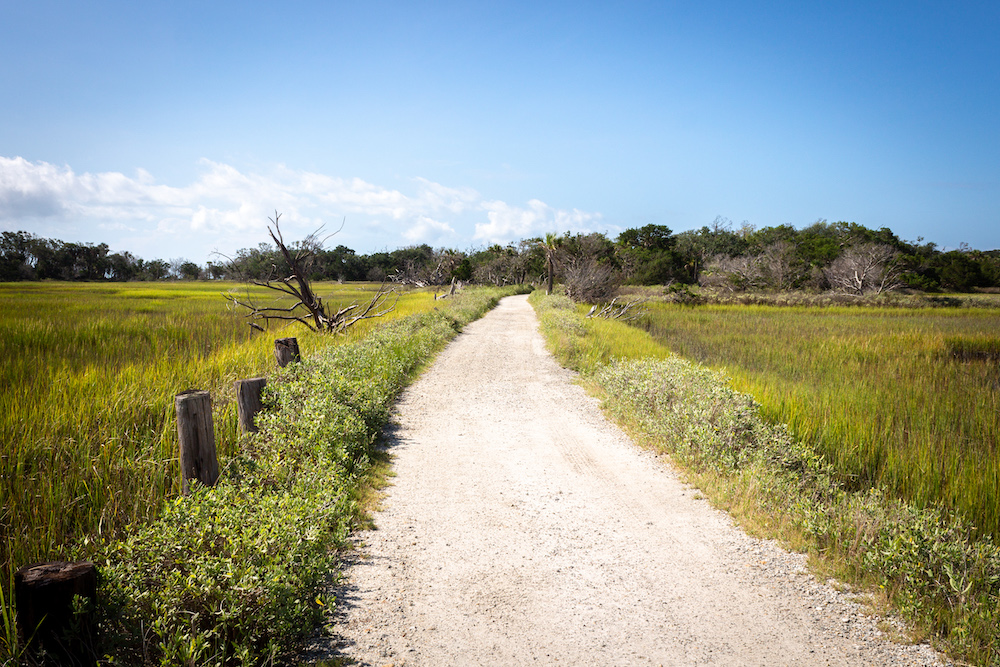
top-left (0, 281), bottom-right (435, 582)
top-left (640, 302), bottom-right (1000, 537)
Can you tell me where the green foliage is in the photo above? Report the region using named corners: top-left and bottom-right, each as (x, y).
top-left (0, 282), bottom-right (436, 586)
top-left (85, 285), bottom-right (523, 665)
top-left (530, 291), bottom-right (1000, 666)
top-left (639, 302), bottom-right (1000, 538)
top-left (1, 282), bottom-right (525, 663)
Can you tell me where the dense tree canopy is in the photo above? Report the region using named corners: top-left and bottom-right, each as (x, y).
top-left (2, 222), bottom-right (998, 294)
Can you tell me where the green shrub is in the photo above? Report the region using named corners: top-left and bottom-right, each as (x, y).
top-left (84, 286), bottom-right (526, 665)
top-left (531, 291), bottom-right (1000, 666)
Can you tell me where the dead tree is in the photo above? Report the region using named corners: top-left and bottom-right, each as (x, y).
top-left (223, 213), bottom-right (397, 333)
top-left (824, 243), bottom-right (902, 295)
top-left (586, 296), bottom-right (649, 321)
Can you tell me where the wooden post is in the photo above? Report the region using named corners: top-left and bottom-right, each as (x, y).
top-left (175, 390), bottom-right (218, 495)
top-left (14, 560), bottom-right (97, 665)
top-left (274, 337), bottom-right (301, 367)
top-left (235, 377), bottom-right (267, 434)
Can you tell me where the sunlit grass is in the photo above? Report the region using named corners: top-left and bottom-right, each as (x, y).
top-left (530, 291), bottom-right (1000, 665)
top-left (0, 281), bottom-right (436, 583)
top-left (638, 302), bottom-right (1000, 538)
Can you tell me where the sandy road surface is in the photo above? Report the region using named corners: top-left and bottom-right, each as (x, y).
top-left (304, 295), bottom-right (946, 666)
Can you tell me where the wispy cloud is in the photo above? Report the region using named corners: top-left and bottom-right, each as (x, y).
top-left (0, 156), bottom-right (603, 258)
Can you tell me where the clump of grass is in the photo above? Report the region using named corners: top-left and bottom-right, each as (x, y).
top-left (529, 291), bottom-right (1000, 666)
top-left (944, 335), bottom-right (1000, 361)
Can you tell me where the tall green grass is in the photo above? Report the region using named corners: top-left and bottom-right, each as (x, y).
top-left (95, 287), bottom-right (527, 664)
top-left (0, 281), bottom-right (434, 590)
top-left (638, 303), bottom-right (1000, 538)
top-left (529, 291), bottom-right (1000, 665)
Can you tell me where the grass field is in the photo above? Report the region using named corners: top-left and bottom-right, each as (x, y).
top-left (638, 302), bottom-right (1000, 538)
top-left (0, 281), bottom-right (436, 590)
top-left (531, 291), bottom-right (1000, 665)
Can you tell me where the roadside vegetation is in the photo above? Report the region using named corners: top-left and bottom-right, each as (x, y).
top-left (530, 290), bottom-right (1000, 666)
top-left (90, 285), bottom-right (525, 664)
top-left (0, 282), bottom-right (427, 582)
top-left (4, 212), bottom-right (998, 662)
top-left (642, 302), bottom-right (1000, 539)
top-left (1, 280), bottom-right (525, 663)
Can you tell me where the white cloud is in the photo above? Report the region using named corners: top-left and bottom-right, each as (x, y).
top-left (474, 198), bottom-right (604, 244)
top-left (0, 156), bottom-right (604, 258)
top-left (403, 215), bottom-right (455, 243)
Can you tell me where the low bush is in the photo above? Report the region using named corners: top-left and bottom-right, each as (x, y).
top-left (530, 291), bottom-right (1000, 666)
top-left (49, 286), bottom-right (528, 666)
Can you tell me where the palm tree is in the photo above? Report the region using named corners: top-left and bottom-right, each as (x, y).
top-left (540, 233), bottom-right (562, 295)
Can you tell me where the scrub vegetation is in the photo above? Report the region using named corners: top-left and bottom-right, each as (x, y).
top-left (0, 282), bottom-right (426, 580)
top-left (530, 291), bottom-right (1000, 666)
top-left (4, 217), bottom-right (1000, 293)
top-left (641, 302), bottom-right (1000, 539)
top-left (1, 280), bottom-right (524, 663)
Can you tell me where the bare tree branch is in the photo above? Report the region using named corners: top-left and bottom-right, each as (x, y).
top-left (586, 295), bottom-right (649, 321)
top-left (223, 212), bottom-right (396, 334)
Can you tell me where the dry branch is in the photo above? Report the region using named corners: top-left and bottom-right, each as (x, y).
top-left (586, 296), bottom-right (649, 321)
top-left (223, 213), bottom-right (398, 333)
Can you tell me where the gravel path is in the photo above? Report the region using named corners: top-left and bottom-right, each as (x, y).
top-left (304, 295), bottom-right (948, 666)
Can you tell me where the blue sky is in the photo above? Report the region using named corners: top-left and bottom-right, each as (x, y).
top-left (1, 0), bottom-right (998, 263)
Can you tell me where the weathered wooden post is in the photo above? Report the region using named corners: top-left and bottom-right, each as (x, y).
top-left (235, 377), bottom-right (267, 434)
top-left (14, 560), bottom-right (97, 665)
top-left (274, 337), bottom-right (301, 367)
top-left (175, 390), bottom-right (219, 495)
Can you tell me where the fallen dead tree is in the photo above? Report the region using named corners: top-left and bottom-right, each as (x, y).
top-left (585, 295), bottom-right (649, 321)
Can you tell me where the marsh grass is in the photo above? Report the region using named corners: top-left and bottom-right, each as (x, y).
top-left (0, 281), bottom-right (434, 590)
top-left (529, 290), bottom-right (1000, 665)
top-left (90, 285), bottom-right (525, 664)
top-left (639, 302), bottom-right (1000, 538)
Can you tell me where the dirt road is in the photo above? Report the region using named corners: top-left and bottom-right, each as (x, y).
top-left (306, 295), bottom-right (946, 666)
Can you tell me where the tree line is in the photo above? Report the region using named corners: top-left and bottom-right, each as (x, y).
top-left (3, 218), bottom-right (999, 295)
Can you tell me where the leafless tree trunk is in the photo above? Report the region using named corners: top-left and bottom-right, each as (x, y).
top-left (702, 253), bottom-right (763, 291)
top-left (585, 295), bottom-right (649, 321)
top-left (223, 213), bottom-right (397, 333)
top-left (825, 243), bottom-right (902, 295)
top-left (759, 241), bottom-right (798, 290)
top-left (564, 257), bottom-right (620, 303)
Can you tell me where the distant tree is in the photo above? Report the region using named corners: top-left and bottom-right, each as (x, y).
top-left (0, 231), bottom-right (35, 280)
top-left (617, 224), bottom-right (674, 251)
top-left (824, 243), bottom-right (902, 295)
top-left (559, 232), bottom-right (621, 302)
top-left (453, 257), bottom-right (473, 281)
top-left (473, 243), bottom-right (530, 287)
top-left (934, 250), bottom-right (986, 292)
top-left (674, 217), bottom-right (749, 283)
top-left (205, 261), bottom-right (228, 280)
top-left (179, 261), bottom-right (202, 280)
top-left (701, 253), bottom-right (763, 291)
top-left (758, 241), bottom-right (801, 290)
top-left (615, 225), bottom-right (683, 285)
top-left (142, 260), bottom-right (170, 281)
top-left (107, 251), bottom-right (141, 281)
top-left (540, 233), bottom-right (562, 294)
top-left (564, 257), bottom-right (621, 303)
